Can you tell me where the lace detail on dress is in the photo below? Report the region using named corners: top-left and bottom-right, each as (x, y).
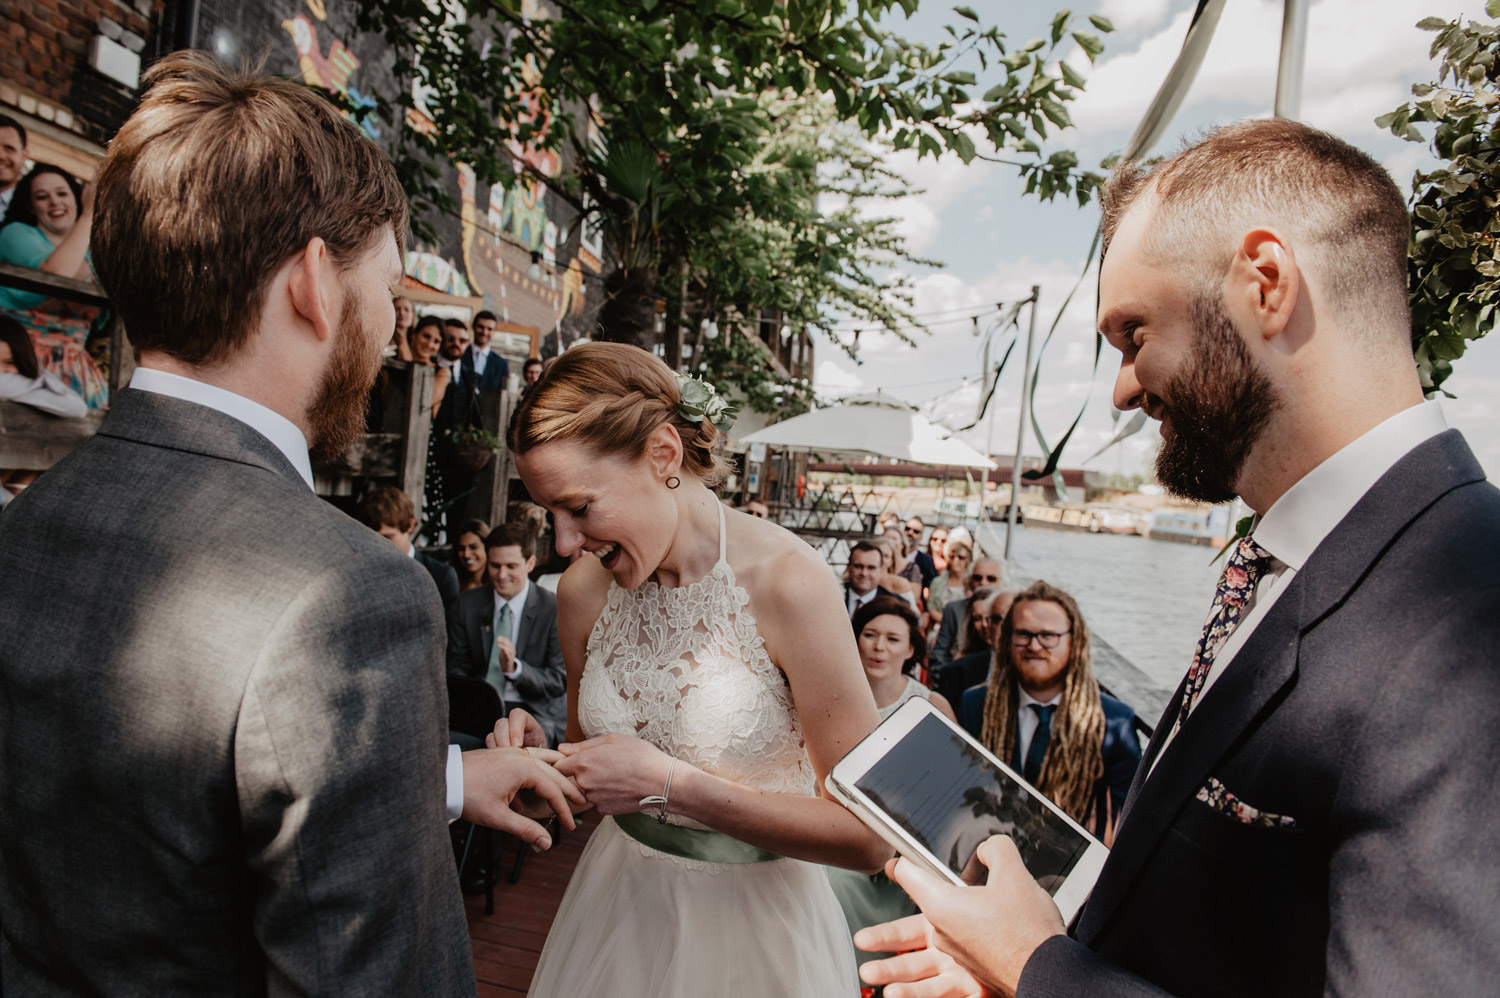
top-left (579, 543), bottom-right (817, 847)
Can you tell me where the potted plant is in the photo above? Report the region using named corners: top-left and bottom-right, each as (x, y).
top-left (445, 425), bottom-right (503, 473)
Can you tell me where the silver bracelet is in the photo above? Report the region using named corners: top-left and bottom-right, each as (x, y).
top-left (638, 757), bottom-right (676, 825)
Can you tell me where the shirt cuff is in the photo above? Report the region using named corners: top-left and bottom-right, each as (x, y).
top-left (446, 743), bottom-right (464, 823)
top-left (502, 660), bottom-right (523, 680)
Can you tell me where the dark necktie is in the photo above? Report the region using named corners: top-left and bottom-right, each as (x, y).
top-left (1175, 536), bottom-right (1273, 733)
top-left (1024, 703), bottom-right (1056, 785)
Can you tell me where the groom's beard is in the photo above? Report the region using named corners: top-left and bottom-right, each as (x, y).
top-left (1152, 292), bottom-right (1282, 505)
top-left (307, 287), bottom-right (384, 465)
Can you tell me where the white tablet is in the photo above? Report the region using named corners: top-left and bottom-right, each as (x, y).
top-left (828, 695), bottom-right (1109, 925)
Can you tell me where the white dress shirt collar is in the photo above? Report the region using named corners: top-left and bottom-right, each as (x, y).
top-left (1252, 400), bottom-right (1447, 569)
top-left (1018, 686), bottom-right (1061, 710)
top-left (495, 579), bottom-right (530, 627)
top-left (128, 367), bottom-right (315, 491)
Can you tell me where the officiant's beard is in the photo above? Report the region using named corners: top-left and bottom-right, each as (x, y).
top-left (1153, 293), bottom-right (1282, 505)
top-left (307, 288), bottom-right (384, 465)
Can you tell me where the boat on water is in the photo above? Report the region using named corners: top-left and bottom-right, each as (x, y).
top-left (1143, 507), bottom-right (1231, 547)
top-left (1016, 502), bottom-right (1150, 535)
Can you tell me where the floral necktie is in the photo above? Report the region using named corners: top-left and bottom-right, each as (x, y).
top-left (1176, 536), bottom-right (1274, 732)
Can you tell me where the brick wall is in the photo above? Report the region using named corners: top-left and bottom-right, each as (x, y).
top-left (1, 0), bottom-right (165, 145)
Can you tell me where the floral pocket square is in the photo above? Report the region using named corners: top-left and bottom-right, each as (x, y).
top-left (1196, 777), bottom-right (1297, 829)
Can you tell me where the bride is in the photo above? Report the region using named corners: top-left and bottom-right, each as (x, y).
top-left (505, 342), bottom-right (889, 997)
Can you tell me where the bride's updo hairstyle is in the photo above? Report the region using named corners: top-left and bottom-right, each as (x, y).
top-left (508, 342), bottom-right (732, 485)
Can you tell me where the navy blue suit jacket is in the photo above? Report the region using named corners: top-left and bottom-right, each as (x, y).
top-left (959, 684), bottom-right (1140, 822)
top-left (463, 348), bottom-right (508, 391)
top-left (1018, 430), bottom-right (1500, 997)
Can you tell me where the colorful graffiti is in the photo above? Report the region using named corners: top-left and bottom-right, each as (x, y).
top-left (405, 249), bottom-right (471, 298)
top-left (281, 14), bottom-right (379, 140)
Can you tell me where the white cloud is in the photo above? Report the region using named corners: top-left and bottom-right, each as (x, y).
top-left (813, 358), bottom-right (867, 396)
top-left (1069, 0), bottom-right (1470, 149)
top-left (1096, 0), bottom-right (1172, 35)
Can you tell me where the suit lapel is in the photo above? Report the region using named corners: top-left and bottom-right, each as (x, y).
top-left (1077, 429), bottom-right (1488, 945)
top-left (518, 584), bottom-right (542, 662)
top-left (475, 588), bottom-right (496, 678)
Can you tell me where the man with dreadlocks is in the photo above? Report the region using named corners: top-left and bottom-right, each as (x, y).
top-left (974, 581), bottom-right (1140, 846)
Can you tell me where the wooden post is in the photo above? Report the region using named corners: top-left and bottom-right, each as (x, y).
top-left (401, 363), bottom-right (434, 514)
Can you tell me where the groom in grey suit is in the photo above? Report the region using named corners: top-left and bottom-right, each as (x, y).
top-left (0, 53), bottom-right (578, 996)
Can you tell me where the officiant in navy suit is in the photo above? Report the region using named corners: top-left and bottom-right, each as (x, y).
top-left (464, 311), bottom-right (509, 391)
top-left (448, 521), bottom-right (567, 745)
top-left (857, 119), bottom-right (1500, 997)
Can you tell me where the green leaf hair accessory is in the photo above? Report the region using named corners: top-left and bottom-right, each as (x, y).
top-left (673, 371), bottom-right (739, 435)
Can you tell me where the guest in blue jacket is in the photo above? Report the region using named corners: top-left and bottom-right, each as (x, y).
top-left (965, 580), bottom-right (1140, 845)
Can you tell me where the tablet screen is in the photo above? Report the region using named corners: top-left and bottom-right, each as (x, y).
top-left (852, 712), bottom-right (1092, 893)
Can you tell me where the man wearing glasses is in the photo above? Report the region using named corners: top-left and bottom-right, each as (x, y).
top-left (930, 556), bottom-right (1003, 668)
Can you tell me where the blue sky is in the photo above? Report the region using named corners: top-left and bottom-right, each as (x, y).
top-left (813, 0), bottom-right (1499, 479)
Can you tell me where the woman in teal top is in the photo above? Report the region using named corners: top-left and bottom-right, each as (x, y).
top-left (0, 163), bottom-right (105, 407)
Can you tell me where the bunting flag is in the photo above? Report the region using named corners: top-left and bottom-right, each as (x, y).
top-left (1022, 0), bottom-right (1228, 500)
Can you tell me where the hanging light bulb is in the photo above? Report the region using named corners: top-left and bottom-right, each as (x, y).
top-left (703, 317), bottom-right (719, 341)
top-left (779, 324), bottom-right (791, 343)
top-left (527, 251), bottom-right (542, 281)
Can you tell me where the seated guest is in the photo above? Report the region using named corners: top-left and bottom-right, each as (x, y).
top-left (0, 163), bottom-right (106, 408)
top-left (447, 522), bottom-right (567, 745)
top-left (449, 517), bottom-right (491, 592)
top-left (930, 556), bottom-right (1002, 667)
top-left (354, 485), bottom-right (460, 615)
top-left (973, 580), bottom-right (1140, 843)
top-left (853, 595), bottom-right (954, 721)
top-left (743, 498), bottom-right (770, 519)
top-left (389, 295), bottom-right (414, 360)
top-left (0, 315), bottom-right (87, 503)
top-left (926, 534), bottom-right (972, 627)
top-left (935, 586), bottom-right (1012, 715)
top-left (872, 533), bottom-right (918, 609)
top-left (828, 595), bottom-right (954, 975)
top-left (466, 311), bottom-right (509, 390)
top-left (845, 539), bottom-right (894, 617)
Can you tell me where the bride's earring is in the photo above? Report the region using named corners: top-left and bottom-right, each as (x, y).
top-left (665, 476), bottom-right (681, 490)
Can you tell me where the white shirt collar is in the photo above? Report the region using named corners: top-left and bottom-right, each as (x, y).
top-left (406, 544), bottom-right (417, 559)
top-left (128, 367), bottom-right (315, 491)
top-left (496, 579), bottom-right (529, 619)
top-left (1253, 401), bottom-right (1447, 570)
top-left (1018, 686), bottom-right (1061, 709)
top-left (472, 344), bottom-right (490, 362)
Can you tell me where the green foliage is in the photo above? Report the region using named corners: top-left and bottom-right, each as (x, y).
top-left (349, 0), bottom-right (1112, 354)
top-left (445, 424), bottom-right (505, 450)
top-left (1380, 11), bottom-right (1500, 394)
top-left (697, 329), bottom-right (816, 417)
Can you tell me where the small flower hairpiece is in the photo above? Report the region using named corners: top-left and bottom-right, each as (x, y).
top-left (674, 371), bottom-right (739, 435)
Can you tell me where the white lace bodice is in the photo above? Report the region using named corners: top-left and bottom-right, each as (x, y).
top-left (578, 504), bottom-right (816, 831)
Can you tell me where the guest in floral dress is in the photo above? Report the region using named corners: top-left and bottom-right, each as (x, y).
top-left (0, 164), bottom-right (105, 408)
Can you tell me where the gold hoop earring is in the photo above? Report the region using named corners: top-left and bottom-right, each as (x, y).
top-left (665, 476), bottom-right (681, 490)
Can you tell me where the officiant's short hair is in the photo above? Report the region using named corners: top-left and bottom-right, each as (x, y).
top-left (485, 521), bottom-right (536, 560)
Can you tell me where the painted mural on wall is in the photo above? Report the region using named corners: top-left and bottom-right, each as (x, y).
top-left (268, 0), bottom-right (604, 352)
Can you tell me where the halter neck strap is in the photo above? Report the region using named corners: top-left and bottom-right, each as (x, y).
top-left (716, 499), bottom-right (728, 564)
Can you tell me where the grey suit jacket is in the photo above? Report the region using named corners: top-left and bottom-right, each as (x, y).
top-left (446, 582), bottom-right (567, 743)
top-left (0, 388), bottom-right (474, 997)
top-left (929, 596), bottom-right (970, 668)
top-left (1018, 430), bottom-right (1500, 997)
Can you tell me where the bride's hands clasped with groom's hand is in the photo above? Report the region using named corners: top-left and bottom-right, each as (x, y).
top-left (553, 733), bottom-right (677, 816)
top-left (458, 708), bottom-right (592, 849)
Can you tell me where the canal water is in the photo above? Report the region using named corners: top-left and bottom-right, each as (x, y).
top-left (970, 520), bottom-right (1223, 709)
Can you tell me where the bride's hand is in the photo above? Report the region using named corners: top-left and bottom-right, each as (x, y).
top-left (554, 733), bottom-right (676, 816)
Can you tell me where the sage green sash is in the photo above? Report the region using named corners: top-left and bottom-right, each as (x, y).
top-left (614, 812), bottom-right (781, 864)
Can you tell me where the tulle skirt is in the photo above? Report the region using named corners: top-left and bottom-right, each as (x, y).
top-left (528, 816), bottom-right (859, 997)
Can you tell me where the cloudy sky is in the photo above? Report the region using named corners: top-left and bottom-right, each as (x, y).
top-left (814, 0), bottom-right (1498, 480)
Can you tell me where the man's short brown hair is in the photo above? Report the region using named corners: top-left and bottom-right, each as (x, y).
top-left (91, 52), bottom-right (408, 366)
top-left (1100, 118), bottom-right (1410, 337)
top-left (354, 485), bottom-right (416, 534)
top-left (485, 521), bottom-right (536, 560)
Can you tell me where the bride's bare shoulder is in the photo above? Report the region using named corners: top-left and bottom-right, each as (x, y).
top-left (727, 506), bottom-right (838, 602)
top-left (556, 554), bottom-right (611, 623)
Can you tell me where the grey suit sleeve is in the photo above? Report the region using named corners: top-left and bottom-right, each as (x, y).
top-left (931, 603), bottom-right (960, 668)
top-left (510, 605), bottom-right (566, 701)
top-left (446, 598), bottom-right (475, 677)
top-left (235, 558), bottom-right (472, 997)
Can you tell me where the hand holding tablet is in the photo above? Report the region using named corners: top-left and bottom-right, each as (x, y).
top-left (827, 696), bottom-right (1108, 924)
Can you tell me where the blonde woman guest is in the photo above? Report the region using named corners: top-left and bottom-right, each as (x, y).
top-left (389, 295), bottom-right (415, 361)
top-left (871, 533), bottom-right (917, 609)
top-left (926, 537), bottom-right (972, 626)
top-left (504, 342), bottom-right (887, 998)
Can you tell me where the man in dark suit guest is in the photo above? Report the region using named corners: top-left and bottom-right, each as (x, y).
top-left (960, 582), bottom-right (1139, 844)
top-left (929, 556), bottom-right (1001, 667)
top-left (448, 521), bottom-right (567, 745)
top-left (355, 485), bottom-right (461, 616)
top-left (901, 515), bottom-right (938, 589)
top-left (0, 53), bottom-right (580, 996)
top-left (845, 540), bottom-right (894, 617)
top-left (465, 310), bottom-right (510, 391)
top-left (860, 119), bottom-right (1500, 997)
top-left (934, 586), bottom-right (1014, 718)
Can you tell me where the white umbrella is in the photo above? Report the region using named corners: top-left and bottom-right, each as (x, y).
top-left (736, 392), bottom-right (995, 470)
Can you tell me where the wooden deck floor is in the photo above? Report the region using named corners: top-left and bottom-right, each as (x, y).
top-left (464, 810), bottom-right (599, 997)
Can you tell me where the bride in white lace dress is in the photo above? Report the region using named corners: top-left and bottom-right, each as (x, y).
top-left (507, 343), bottom-right (889, 997)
